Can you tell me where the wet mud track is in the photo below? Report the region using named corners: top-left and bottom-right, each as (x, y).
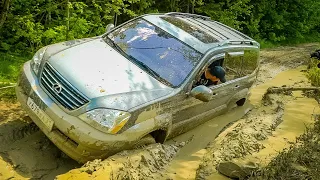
top-left (0, 103), bottom-right (79, 180)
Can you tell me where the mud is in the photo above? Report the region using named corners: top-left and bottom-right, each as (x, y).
top-left (196, 64), bottom-right (320, 179)
top-left (0, 102), bottom-right (79, 180)
top-left (56, 143), bottom-right (185, 180)
top-left (0, 43), bottom-right (319, 180)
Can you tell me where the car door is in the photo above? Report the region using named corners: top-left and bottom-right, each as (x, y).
top-left (167, 53), bottom-right (230, 138)
top-left (167, 50), bottom-right (249, 138)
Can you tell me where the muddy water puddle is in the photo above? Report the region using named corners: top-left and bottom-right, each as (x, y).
top-left (235, 93), bottom-right (320, 166)
top-left (163, 103), bottom-right (253, 179)
top-left (250, 66), bottom-right (307, 106)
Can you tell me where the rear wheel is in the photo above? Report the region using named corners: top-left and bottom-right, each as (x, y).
top-left (133, 134), bottom-right (156, 149)
top-left (236, 98), bottom-right (246, 106)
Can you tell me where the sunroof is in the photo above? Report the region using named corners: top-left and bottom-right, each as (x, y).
top-left (161, 16), bottom-right (218, 44)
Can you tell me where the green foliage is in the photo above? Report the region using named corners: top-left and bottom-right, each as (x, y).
top-left (0, 52), bottom-right (29, 83)
top-left (0, 0), bottom-right (156, 54)
top-left (1, 0), bottom-right (320, 55)
top-left (0, 0), bottom-right (320, 83)
top-left (0, 83), bottom-right (16, 102)
top-left (307, 58), bottom-right (320, 87)
top-left (197, 0), bottom-right (253, 31)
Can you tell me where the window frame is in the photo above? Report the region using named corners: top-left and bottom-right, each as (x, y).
top-left (188, 46), bottom-right (259, 92)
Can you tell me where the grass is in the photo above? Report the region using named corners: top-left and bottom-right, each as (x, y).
top-left (307, 58), bottom-right (320, 87)
top-left (0, 52), bottom-right (30, 83)
top-left (0, 83), bottom-right (16, 102)
top-left (257, 33), bottom-right (320, 49)
top-left (0, 52), bottom-right (30, 101)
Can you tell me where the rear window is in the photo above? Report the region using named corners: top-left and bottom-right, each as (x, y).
top-left (161, 16), bottom-right (218, 44)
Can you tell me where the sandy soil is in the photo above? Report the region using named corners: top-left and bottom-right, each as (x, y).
top-left (0, 43), bottom-right (319, 180)
top-left (0, 102), bottom-right (80, 180)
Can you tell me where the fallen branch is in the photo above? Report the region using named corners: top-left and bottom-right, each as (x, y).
top-left (0, 85), bottom-right (16, 90)
top-left (266, 87), bottom-right (320, 94)
top-left (0, 82), bottom-right (16, 85)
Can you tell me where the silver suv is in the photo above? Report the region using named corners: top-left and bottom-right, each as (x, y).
top-left (16, 12), bottom-right (260, 163)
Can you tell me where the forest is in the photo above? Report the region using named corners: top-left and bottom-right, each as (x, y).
top-left (1, 0), bottom-right (320, 54)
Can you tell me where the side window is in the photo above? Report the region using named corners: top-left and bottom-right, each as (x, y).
top-left (243, 49), bottom-right (259, 75)
top-left (224, 49), bottom-right (259, 80)
top-left (194, 58), bottom-right (225, 87)
top-left (224, 52), bottom-right (243, 80)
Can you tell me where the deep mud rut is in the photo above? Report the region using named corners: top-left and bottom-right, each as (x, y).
top-left (0, 103), bottom-right (80, 180)
top-left (0, 43), bottom-right (319, 180)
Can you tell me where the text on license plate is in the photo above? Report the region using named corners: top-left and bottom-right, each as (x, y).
top-left (27, 97), bottom-right (54, 131)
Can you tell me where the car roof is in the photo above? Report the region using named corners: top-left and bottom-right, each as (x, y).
top-left (142, 13), bottom-right (258, 54)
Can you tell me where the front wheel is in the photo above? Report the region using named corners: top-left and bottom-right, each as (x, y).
top-left (133, 134), bottom-right (156, 149)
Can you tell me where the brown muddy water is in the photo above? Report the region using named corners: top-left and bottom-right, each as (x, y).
top-left (163, 103), bottom-right (253, 179)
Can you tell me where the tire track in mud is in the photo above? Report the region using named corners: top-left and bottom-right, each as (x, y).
top-left (56, 143), bottom-right (187, 180)
top-left (195, 94), bottom-right (287, 179)
top-left (0, 120), bottom-right (39, 146)
top-left (0, 102), bottom-right (79, 180)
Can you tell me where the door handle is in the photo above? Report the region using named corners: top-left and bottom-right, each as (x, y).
top-left (213, 92), bottom-right (218, 96)
top-left (234, 85), bottom-right (240, 89)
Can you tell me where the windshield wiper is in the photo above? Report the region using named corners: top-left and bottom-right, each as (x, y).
top-left (129, 56), bottom-right (173, 87)
top-left (105, 36), bottom-right (125, 54)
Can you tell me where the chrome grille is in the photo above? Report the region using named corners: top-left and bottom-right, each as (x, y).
top-left (41, 63), bottom-right (89, 110)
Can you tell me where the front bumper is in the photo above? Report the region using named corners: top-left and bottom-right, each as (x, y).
top-left (16, 62), bottom-right (152, 163)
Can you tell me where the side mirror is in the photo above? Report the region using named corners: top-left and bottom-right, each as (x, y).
top-left (190, 85), bottom-right (212, 102)
top-left (106, 24), bottom-right (115, 32)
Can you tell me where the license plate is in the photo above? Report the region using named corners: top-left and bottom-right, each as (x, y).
top-left (27, 97), bottom-right (54, 131)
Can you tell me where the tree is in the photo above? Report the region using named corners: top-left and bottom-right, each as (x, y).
top-left (0, 0), bottom-right (11, 30)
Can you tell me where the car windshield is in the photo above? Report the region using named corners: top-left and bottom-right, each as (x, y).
top-left (106, 18), bottom-right (203, 87)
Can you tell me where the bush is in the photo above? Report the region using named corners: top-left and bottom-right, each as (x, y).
top-left (307, 58), bottom-right (320, 86)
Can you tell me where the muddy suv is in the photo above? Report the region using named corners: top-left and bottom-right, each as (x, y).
top-left (16, 12), bottom-right (260, 163)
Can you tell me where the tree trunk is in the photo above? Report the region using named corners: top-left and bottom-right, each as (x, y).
top-left (66, 0), bottom-right (70, 40)
top-left (0, 0), bottom-right (11, 30)
top-left (113, 13), bottom-right (118, 26)
top-left (187, 0), bottom-right (190, 13)
top-left (191, 0), bottom-right (195, 13)
top-left (48, 0), bottom-right (52, 26)
top-left (170, 0), bottom-right (175, 11)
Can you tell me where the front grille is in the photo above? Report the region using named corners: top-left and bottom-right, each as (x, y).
top-left (40, 63), bottom-right (89, 110)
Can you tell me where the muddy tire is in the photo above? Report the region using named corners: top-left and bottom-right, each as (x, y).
top-left (236, 98), bottom-right (246, 106)
top-left (133, 134), bottom-right (156, 149)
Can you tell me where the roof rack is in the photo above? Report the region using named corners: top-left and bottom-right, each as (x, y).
top-left (165, 12), bottom-right (211, 20)
top-left (219, 40), bottom-right (259, 47)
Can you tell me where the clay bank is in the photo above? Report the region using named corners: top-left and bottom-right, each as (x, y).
top-left (15, 12), bottom-right (260, 162)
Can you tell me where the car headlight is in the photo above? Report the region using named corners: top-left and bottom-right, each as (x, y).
top-left (79, 109), bottom-right (131, 134)
top-left (30, 46), bottom-right (47, 75)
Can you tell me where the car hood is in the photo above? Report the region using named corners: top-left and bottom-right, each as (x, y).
top-left (45, 37), bottom-right (173, 110)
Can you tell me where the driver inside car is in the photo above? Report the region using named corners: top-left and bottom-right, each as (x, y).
top-left (197, 65), bottom-right (226, 86)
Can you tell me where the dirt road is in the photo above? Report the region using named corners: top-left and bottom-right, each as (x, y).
top-left (0, 43), bottom-right (319, 180)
